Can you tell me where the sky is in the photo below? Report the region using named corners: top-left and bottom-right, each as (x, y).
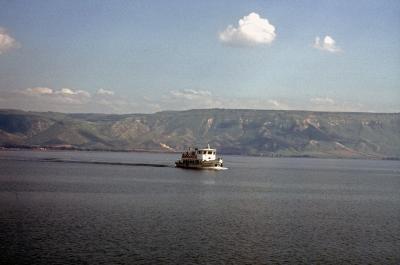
top-left (0, 0), bottom-right (399, 113)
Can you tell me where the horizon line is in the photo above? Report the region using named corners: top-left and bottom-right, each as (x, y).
top-left (1, 107), bottom-right (399, 116)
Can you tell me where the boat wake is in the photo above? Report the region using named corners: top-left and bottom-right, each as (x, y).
top-left (212, 166), bottom-right (229, 170)
top-left (2, 156), bottom-right (227, 169)
top-left (41, 158), bottom-right (173, 168)
top-left (3, 157), bottom-right (172, 168)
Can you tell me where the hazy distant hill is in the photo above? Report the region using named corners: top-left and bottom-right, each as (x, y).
top-left (0, 109), bottom-right (399, 159)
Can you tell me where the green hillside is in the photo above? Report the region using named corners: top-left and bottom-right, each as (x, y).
top-left (1, 109), bottom-right (399, 159)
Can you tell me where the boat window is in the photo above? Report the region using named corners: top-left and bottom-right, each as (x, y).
top-left (208, 151), bottom-right (212, 154)
top-left (203, 151), bottom-right (206, 154)
top-left (198, 151), bottom-right (201, 154)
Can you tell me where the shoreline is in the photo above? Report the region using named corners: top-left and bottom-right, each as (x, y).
top-left (1, 146), bottom-right (398, 161)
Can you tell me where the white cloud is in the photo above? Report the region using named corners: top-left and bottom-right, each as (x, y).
top-left (167, 89), bottom-right (218, 109)
top-left (224, 98), bottom-right (288, 110)
top-left (0, 27), bottom-right (19, 54)
top-left (21, 87), bottom-right (91, 106)
top-left (268, 99), bottom-right (285, 108)
top-left (59, 88), bottom-right (75, 95)
top-left (170, 89), bottom-right (211, 100)
top-left (313, 35), bottom-right (341, 53)
top-left (308, 97), bottom-right (369, 112)
top-left (3, 87), bottom-right (393, 114)
top-left (25, 87), bottom-right (54, 95)
top-left (96, 88), bottom-right (115, 96)
top-left (310, 97), bottom-right (335, 105)
top-left (219, 12), bottom-right (276, 47)
top-left (4, 86), bottom-right (137, 113)
top-left (56, 88), bottom-right (91, 97)
top-left (165, 89), bottom-right (289, 111)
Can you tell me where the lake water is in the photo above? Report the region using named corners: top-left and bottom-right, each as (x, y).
top-left (0, 150), bottom-right (399, 264)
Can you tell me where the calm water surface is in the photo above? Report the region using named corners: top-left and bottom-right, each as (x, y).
top-left (0, 150), bottom-right (399, 264)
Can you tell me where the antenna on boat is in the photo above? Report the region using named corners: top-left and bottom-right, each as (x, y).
top-left (207, 144), bottom-right (210, 149)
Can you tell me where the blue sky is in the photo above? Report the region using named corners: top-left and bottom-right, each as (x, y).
top-left (0, 0), bottom-right (399, 113)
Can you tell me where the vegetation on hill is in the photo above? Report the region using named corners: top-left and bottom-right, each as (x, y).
top-left (0, 109), bottom-right (399, 159)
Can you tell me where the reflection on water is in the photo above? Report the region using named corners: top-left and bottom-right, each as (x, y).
top-left (0, 150), bottom-right (399, 264)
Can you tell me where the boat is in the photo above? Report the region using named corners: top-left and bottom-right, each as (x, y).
top-left (175, 145), bottom-right (224, 169)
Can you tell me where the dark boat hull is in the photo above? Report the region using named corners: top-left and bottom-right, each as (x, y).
top-left (175, 159), bottom-right (224, 169)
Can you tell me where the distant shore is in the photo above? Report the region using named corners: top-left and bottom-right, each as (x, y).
top-left (1, 146), bottom-right (399, 161)
top-left (1, 109), bottom-right (399, 161)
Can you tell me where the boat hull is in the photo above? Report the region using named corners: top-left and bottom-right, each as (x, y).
top-left (175, 159), bottom-right (224, 170)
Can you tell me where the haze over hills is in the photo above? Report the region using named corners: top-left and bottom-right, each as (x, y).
top-left (0, 109), bottom-right (399, 159)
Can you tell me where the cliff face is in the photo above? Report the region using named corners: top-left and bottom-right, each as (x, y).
top-left (1, 109), bottom-right (399, 159)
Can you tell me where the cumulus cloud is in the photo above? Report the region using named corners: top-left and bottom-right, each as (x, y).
top-left (219, 12), bottom-right (276, 47)
top-left (164, 89), bottom-right (289, 111)
top-left (20, 87), bottom-right (91, 107)
top-left (310, 97), bottom-right (335, 105)
top-left (268, 99), bottom-right (282, 108)
top-left (96, 88), bottom-right (115, 96)
top-left (57, 88), bottom-right (90, 97)
top-left (313, 35), bottom-right (341, 53)
top-left (308, 97), bottom-right (369, 112)
top-left (170, 89), bottom-right (211, 100)
top-left (59, 88), bottom-right (76, 95)
top-left (0, 27), bottom-right (19, 54)
top-left (1, 86), bottom-right (143, 113)
top-left (2, 87), bottom-right (388, 114)
top-left (167, 89), bottom-right (218, 109)
top-left (24, 87), bottom-right (91, 97)
top-left (25, 87), bottom-right (54, 95)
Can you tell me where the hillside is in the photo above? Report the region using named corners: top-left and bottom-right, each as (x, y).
top-left (0, 109), bottom-right (399, 159)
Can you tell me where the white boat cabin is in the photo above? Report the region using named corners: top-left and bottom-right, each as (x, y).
top-left (181, 144), bottom-right (217, 161)
top-left (195, 146), bottom-right (217, 161)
